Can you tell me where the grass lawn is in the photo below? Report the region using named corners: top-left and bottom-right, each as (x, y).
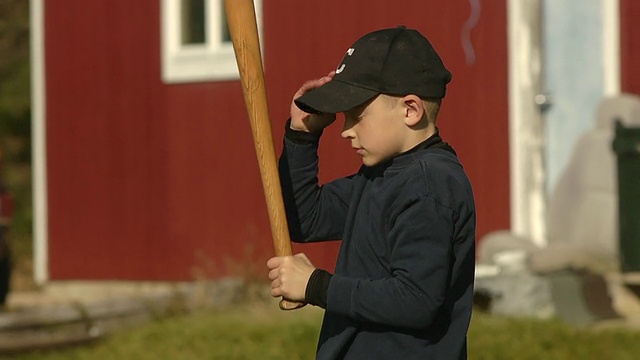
top-left (4, 300), bottom-right (640, 360)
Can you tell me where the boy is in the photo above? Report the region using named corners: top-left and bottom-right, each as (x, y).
top-left (267, 26), bottom-right (476, 359)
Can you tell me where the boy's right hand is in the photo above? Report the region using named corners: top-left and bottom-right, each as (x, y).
top-left (290, 71), bottom-right (336, 133)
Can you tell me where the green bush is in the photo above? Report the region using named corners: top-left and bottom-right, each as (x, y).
top-left (0, 0), bottom-right (33, 266)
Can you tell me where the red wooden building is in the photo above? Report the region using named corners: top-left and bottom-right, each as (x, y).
top-left (29, 0), bottom-right (639, 283)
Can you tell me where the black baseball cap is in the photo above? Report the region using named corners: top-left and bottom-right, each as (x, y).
top-left (295, 26), bottom-right (452, 114)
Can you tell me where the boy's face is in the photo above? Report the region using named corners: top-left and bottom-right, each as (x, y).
top-left (341, 95), bottom-right (411, 167)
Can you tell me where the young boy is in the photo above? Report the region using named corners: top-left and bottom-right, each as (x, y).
top-left (267, 26), bottom-right (476, 359)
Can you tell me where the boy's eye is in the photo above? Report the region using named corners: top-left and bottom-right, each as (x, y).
top-left (352, 112), bottom-right (364, 121)
top-left (345, 114), bottom-right (360, 122)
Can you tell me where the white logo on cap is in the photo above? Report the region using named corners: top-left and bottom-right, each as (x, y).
top-left (336, 48), bottom-right (355, 74)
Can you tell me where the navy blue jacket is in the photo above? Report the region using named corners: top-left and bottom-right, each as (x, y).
top-left (279, 127), bottom-right (476, 359)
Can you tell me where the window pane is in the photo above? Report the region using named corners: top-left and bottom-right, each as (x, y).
top-left (181, 0), bottom-right (206, 45)
top-left (220, 2), bottom-right (231, 43)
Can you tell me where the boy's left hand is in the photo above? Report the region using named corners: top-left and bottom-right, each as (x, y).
top-left (290, 71), bottom-right (336, 133)
top-left (267, 253), bottom-right (315, 302)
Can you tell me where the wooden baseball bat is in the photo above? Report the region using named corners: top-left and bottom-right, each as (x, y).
top-left (224, 0), bottom-right (305, 311)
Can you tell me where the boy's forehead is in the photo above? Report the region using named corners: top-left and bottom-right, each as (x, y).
top-left (343, 96), bottom-right (378, 116)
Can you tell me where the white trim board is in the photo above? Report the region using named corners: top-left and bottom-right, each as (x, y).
top-left (603, 0), bottom-right (620, 96)
top-left (30, 0), bottom-right (48, 284)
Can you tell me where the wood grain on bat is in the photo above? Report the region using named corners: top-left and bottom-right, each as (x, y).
top-left (224, 0), bottom-right (304, 310)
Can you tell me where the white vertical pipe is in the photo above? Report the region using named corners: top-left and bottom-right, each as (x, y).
top-left (507, 0), bottom-right (547, 247)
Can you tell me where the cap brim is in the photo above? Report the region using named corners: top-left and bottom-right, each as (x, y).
top-left (294, 80), bottom-right (379, 114)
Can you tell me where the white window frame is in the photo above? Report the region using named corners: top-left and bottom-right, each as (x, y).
top-left (161, 0), bottom-right (263, 83)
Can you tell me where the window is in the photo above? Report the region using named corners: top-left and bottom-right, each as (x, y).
top-left (161, 0), bottom-right (262, 83)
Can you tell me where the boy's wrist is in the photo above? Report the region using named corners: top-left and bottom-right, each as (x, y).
top-left (285, 119), bottom-right (322, 144)
top-left (289, 118), bottom-right (313, 133)
top-left (304, 268), bottom-right (332, 308)
top-left (290, 112), bottom-right (336, 134)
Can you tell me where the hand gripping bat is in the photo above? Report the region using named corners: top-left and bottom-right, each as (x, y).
top-left (224, 0), bottom-right (305, 311)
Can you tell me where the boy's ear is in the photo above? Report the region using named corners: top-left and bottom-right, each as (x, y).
top-left (402, 95), bottom-right (425, 127)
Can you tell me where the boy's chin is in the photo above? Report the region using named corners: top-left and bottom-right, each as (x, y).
top-left (361, 157), bottom-right (382, 167)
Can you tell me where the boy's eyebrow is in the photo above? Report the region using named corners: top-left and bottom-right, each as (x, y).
top-left (343, 98), bottom-right (372, 118)
top-left (344, 108), bottom-right (365, 121)
top-left (343, 107), bottom-right (360, 118)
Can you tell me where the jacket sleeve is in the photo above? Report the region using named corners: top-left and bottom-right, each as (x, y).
top-left (278, 124), bottom-right (353, 242)
top-left (326, 195), bottom-right (455, 329)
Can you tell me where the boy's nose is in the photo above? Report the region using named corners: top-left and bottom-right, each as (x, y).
top-left (341, 119), bottom-right (355, 139)
top-left (341, 128), bottom-right (354, 139)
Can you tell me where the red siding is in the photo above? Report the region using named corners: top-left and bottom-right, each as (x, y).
top-left (621, 0), bottom-right (640, 94)
top-left (45, 1), bottom-right (272, 280)
top-left (45, 0), bottom-right (510, 280)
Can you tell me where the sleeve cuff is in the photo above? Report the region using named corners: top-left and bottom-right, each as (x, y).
top-left (284, 119), bottom-right (322, 144)
top-left (304, 268), bottom-right (332, 308)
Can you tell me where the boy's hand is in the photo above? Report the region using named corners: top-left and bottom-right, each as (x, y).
top-left (290, 71), bottom-right (336, 133)
top-left (267, 253), bottom-right (315, 302)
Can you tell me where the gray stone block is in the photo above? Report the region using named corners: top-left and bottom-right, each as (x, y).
top-left (475, 269), bottom-right (554, 319)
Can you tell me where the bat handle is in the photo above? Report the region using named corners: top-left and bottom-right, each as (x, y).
top-left (279, 298), bottom-right (306, 311)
